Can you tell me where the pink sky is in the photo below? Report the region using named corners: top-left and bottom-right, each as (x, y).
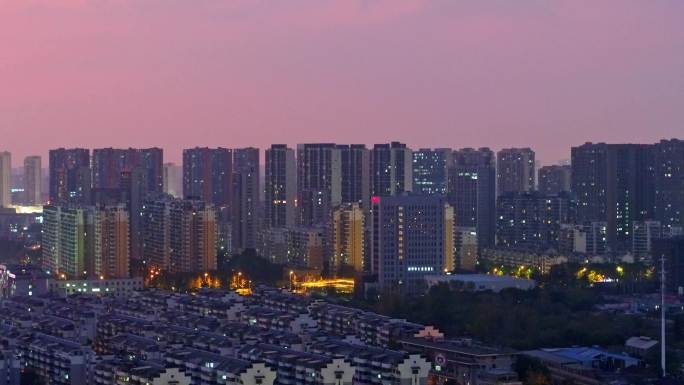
top-left (1, 0), bottom-right (683, 165)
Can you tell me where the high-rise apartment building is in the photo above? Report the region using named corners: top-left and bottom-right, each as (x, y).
top-left (42, 204), bottom-right (131, 279)
top-left (653, 236), bottom-right (684, 294)
top-left (92, 148), bottom-right (163, 195)
top-left (412, 148), bottom-right (451, 195)
top-left (371, 142), bottom-right (413, 197)
top-left (92, 205), bottom-right (130, 279)
top-left (331, 203), bottom-right (365, 275)
top-left (49, 148), bottom-right (91, 204)
top-left (264, 145), bottom-right (296, 229)
top-left (0, 152), bottom-right (10, 207)
top-left (287, 227), bottom-right (326, 271)
top-left (297, 144), bottom-right (341, 226)
top-left (653, 139), bottom-right (684, 231)
top-left (232, 147), bottom-right (260, 251)
top-left (42, 205), bottom-right (89, 278)
top-left (142, 197), bottom-right (217, 273)
top-left (370, 194), bottom-right (454, 294)
top-left (163, 162), bottom-right (182, 198)
top-left (496, 192), bottom-right (573, 250)
top-left (338, 144), bottom-right (371, 208)
top-left (447, 148), bottom-right (496, 248)
top-left (571, 143), bottom-right (655, 251)
top-left (183, 147), bottom-right (233, 207)
top-left (24, 156), bottom-right (42, 205)
top-left (538, 165), bottom-right (572, 195)
top-left (632, 220), bottom-right (662, 259)
top-left (496, 148), bottom-right (535, 196)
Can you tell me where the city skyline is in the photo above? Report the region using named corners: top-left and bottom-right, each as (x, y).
top-left (2, 1), bottom-right (683, 165)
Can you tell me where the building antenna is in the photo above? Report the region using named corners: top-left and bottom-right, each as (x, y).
top-left (661, 253), bottom-right (666, 378)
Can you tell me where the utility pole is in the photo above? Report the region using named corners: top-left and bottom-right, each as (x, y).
top-left (661, 254), bottom-right (666, 378)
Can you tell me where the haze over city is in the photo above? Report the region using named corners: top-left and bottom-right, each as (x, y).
top-left (2, 2), bottom-right (684, 385)
top-left (2, 0), bottom-right (684, 164)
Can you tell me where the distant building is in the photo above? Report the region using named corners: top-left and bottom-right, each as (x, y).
top-left (653, 139), bottom-right (684, 232)
top-left (523, 347), bottom-right (639, 385)
top-left (49, 148), bottom-right (91, 204)
top-left (371, 142), bottom-right (413, 197)
top-left (632, 221), bottom-right (662, 259)
top-left (370, 194), bottom-right (454, 294)
top-left (496, 192), bottom-right (574, 251)
top-left (454, 227), bottom-right (478, 271)
top-left (653, 236), bottom-right (684, 295)
top-left (23, 156), bottom-right (42, 205)
top-left (572, 143), bottom-right (655, 251)
top-left (264, 145), bottom-right (296, 229)
top-left (448, 148), bottom-right (496, 248)
top-left (625, 336), bottom-right (658, 359)
top-left (182, 147), bottom-right (233, 207)
top-left (42, 205), bottom-right (89, 277)
top-left (412, 148), bottom-right (452, 195)
top-left (142, 197), bottom-right (218, 273)
top-left (481, 248), bottom-right (567, 274)
top-left (559, 223), bottom-right (608, 256)
top-left (48, 277), bottom-right (143, 297)
top-left (297, 144), bottom-right (341, 226)
top-left (162, 162), bottom-right (182, 198)
top-left (42, 205), bottom-right (131, 279)
top-left (399, 337), bottom-right (518, 385)
top-left (331, 203), bottom-right (365, 275)
top-left (338, 144), bottom-right (371, 208)
top-left (232, 148), bottom-right (260, 251)
top-left (538, 164), bottom-right (571, 195)
top-left (424, 274), bottom-right (536, 292)
top-left (497, 148), bottom-right (535, 196)
top-left (0, 152), bottom-right (11, 207)
top-left (288, 227), bottom-right (326, 271)
top-left (91, 147), bottom-right (163, 195)
top-left (92, 205), bottom-right (130, 279)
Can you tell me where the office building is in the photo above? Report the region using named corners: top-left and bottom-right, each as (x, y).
top-left (370, 194), bottom-right (454, 294)
top-left (497, 148), bottom-right (535, 196)
top-left (182, 147), bottom-right (233, 207)
top-left (331, 203), bottom-right (365, 275)
top-left (297, 144), bottom-right (341, 226)
top-left (538, 164), bottom-right (571, 195)
top-left (142, 197), bottom-right (217, 273)
top-left (371, 142), bottom-right (413, 196)
top-left (412, 148), bottom-right (452, 195)
top-left (49, 148), bottom-right (91, 204)
top-left (232, 147), bottom-right (260, 251)
top-left (571, 143), bottom-right (655, 251)
top-left (447, 148), bottom-right (496, 248)
top-left (338, 144), bottom-right (370, 208)
top-left (496, 192), bottom-right (573, 251)
top-left (653, 139), bottom-right (684, 231)
top-left (0, 152), bottom-right (10, 207)
top-left (23, 156), bottom-right (42, 205)
top-left (264, 145), bottom-right (296, 228)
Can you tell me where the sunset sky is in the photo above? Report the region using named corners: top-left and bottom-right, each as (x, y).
top-left (1, 0), bottom-right (683, 164)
